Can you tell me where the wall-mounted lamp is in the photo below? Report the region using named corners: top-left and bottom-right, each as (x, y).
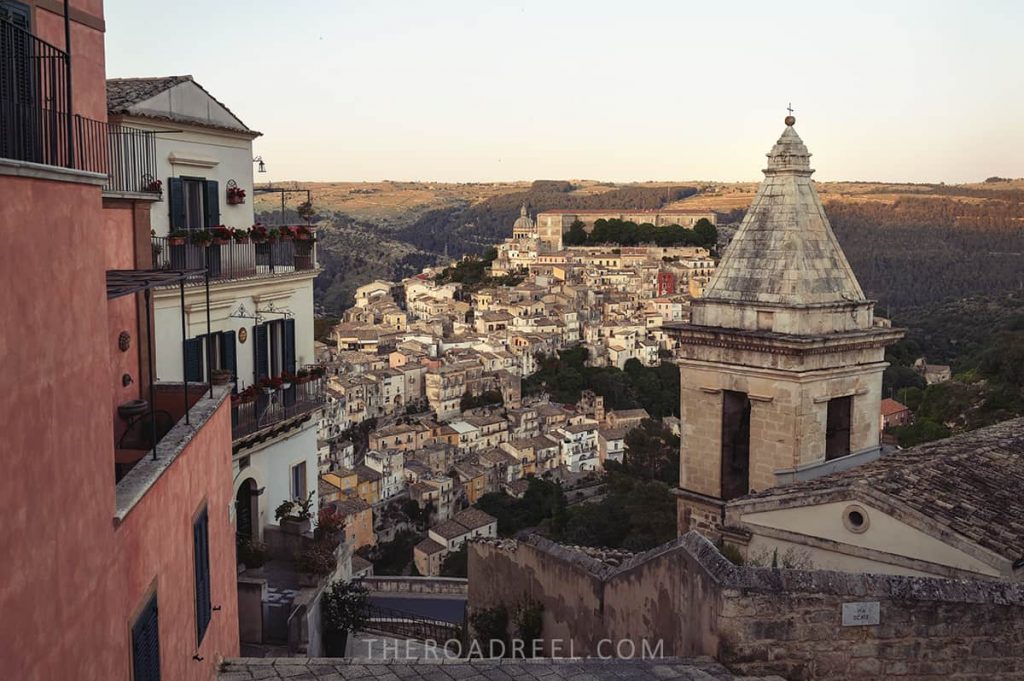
top-left (253, 156), bottom-right (266, 173)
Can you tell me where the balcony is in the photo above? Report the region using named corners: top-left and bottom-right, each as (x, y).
top-left (1, 18), bottom-right (160, 189)
top-left (153, 235), bottom-right (317, 284)
top-left (232, 377), bottom-right (325, 443)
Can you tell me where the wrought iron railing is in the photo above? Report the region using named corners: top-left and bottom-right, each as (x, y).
top-left (231, 377), bottom-right (325, 440)
top-left (1, 17), bottom-right (75, 168)
top-left (152, 236), bottom-right (316, 282)
top-left (104, 121), bottom-right (159, 194)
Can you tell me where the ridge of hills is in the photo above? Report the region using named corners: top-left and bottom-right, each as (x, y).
top-left (255, 178), bottom-right (1024, 317)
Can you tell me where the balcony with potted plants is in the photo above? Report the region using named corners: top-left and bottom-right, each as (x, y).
top-left (152, 224), bottom-right (317, 284)
top-left (230, 366), bottom-right (327, 441)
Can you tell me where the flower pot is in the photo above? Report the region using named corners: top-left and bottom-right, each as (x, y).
top-left (235, 236), bottom-right (250, 244)
top-left (211, 370), bottom-right (232, 386)
top-left (169, 237), bottom-right (186, 246)
top-left (262, 387), bottom-right (275, 395)
top-left (280, 516), bottom-right (310, 535)
top-left (281, 381), bottom-right (292, 391)
top-left (323, 629), bottom-right (349, 657)
top-left (212, 238), bottom-right (229, 246)
top-left (279, 234), bottom-right (294, 242)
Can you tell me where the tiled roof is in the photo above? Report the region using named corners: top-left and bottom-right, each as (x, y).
top-left (106, 75), bottom-right (191, 109)
top-left (880, 398), bottom-right (909, 416)
top-left (106, 75), bottom-right (257, 134)
top-left (739, 418), bottom-right (1024, 562)
top-left (453, 507), bottom-right (496, 531)
top-left (430, 520), bottom-right (469, 540)
top-left (414, 537), bottom-right (446, 555)
top-left (218, 657), bottom-right (765, 680)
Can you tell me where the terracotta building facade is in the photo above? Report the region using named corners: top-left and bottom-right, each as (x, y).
top-left (0, 2), bottom-right (238, 680)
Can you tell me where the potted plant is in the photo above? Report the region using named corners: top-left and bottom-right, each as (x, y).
top-left (231, 385), bottom-right (260, 406)
top-left (296, 541), bottom-right (336, 587)
top-left (266, 228), bottom-right (281, 243)
top-left (278, 226), bottom-right (295, 242)
top-left (314, 507), bottom-right (346, 546)
top-left (276, 492), bottom-right (314, 535)
top-left (233, 228), bottom-right (250, 244)
top-left (227, 185), bottom-right (247, 205)
top-left (296, 200), bottom-right (315, 222)
top-left (211, 368), bottom-right (232, 386)
top-left (294, 224), bottom-right (314, 241)
top-left (190, 230), bottom-right (213, 247)
top-left (212, 225), bottom-right (234, 245)
top-left (321, 580), bottom-right (369, 656)
top-left (258, 376), bottom-right (284, 394)
top-left (250, 224), bottom-right (269, 243)
top-left (281, 372), bottom-right (296, 390)
top-left (293, 368), bottom-right (311, 385)
top-left (236, 537), bottom-right (268, 575)
top-left (168, 229), bottom-right (189, 246)
top-left (145, 178), bottom-right (163, 194)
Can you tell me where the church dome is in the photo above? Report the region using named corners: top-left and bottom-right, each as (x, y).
top-left (513, 204), bottom-right (535, 232)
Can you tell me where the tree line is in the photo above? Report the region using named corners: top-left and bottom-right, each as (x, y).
top-left (563, 217), bottom-right (718, 249)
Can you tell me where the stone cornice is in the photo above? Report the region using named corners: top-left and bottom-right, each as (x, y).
top-left (668, 324), bottom-right (904, 357)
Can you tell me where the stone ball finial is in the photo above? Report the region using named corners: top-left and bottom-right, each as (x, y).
top-left (785, 115), bottom-right (796, 126)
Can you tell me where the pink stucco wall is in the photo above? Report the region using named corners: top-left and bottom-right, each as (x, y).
top-left (0, 2), bottom-right (240, 672)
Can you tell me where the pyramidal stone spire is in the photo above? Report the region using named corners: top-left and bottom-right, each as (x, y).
top-left (701, 117), bottom-right (865, 308)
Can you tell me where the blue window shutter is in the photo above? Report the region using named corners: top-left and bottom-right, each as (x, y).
top-left (222, 330), bottom-right (237, 379)
top-left (193, 508), bottom-right (212, 644)
top-left (204, 180), bottom-right (220, 227)
top-left (168, 177), bottom-right (185, 230)
top-left (283, 319), bottom-right (296, 374)
top-left (132, 595), bottom-right (161, 681)
top-left (184, 338), bottom-right (204, 383)
top-left (253, 324), bottom-right (269, 380)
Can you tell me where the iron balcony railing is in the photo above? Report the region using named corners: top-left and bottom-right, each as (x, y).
top-left (103, 121), bottom-right (160, 194)
top-left (152, 236), bottom-right (317, 283)
top-left (231, 377), bottom-right (325, 441)
top-left (1, 17), bottom-right (160, 188)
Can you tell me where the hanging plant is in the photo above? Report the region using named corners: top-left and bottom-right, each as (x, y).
top-left (296, 200), bottom-right (315, 221)
top-left (190, 230), bottom-right (213, 247)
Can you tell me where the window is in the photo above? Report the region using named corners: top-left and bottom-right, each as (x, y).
top-left (825, 396), bottom-right (853, 461)
top-left (252, 319), bottom-right (295, 382)
top-left (292, 461), bottom-right (307, 500)
top-left (131, 594), bottom-right (161, 681)
top-left (720, 390), bottom-right (751, 500)
top-left (168, 177), bottom-right (219, 231)
top-left (193, 508), bottom-right (212, 644)
top-left (183, 331), bottom-right (237, 383)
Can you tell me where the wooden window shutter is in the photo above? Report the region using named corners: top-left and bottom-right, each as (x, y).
top-left (222, 330), bottom-right (237, 379)
top-left (183, 337), bottom-right (204, 383)
top-left (168, 178), bottom-right (186, 230)
top-left (253, 324), bottom-right (269, 380)
top-left (203, 180), bottom-right (220, 227)
top-left (193, 508), bottom-right (212, 644)
top-left (283, 318), bottom-right (296, 374)
top-left (131, 595), bottom-right (161, 681)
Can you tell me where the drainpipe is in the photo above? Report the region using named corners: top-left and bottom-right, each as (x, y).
top-left (63, 0), bottom-right (74, 168)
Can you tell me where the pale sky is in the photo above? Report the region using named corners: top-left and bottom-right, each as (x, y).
top-left (104, 0), bottom-right (1023, 184)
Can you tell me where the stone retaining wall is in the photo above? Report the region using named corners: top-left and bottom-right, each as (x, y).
top-left (468, 533), bottom-right (1024, 680)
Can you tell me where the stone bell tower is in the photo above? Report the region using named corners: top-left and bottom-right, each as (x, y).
top-left (668, 115), bottom-right (903, 536)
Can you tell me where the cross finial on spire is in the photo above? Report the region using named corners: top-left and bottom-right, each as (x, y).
top-left (785, 103), bottom-right (796, 127)
top-left (787, 102), bottom-right (794, 115)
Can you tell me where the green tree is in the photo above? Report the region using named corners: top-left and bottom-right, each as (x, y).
top-left (440, 544), bottom-right (468, 577)
top-left (693, 218), bottom-right (718, 249)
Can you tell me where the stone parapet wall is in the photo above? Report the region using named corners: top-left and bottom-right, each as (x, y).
top-left (362, 575), bottom-right (468, 596)
top-left (468, 533), bottom-right (1024, 680)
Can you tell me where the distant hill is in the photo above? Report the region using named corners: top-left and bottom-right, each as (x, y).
top-left (258, 178), bottom-right (1024, 315)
